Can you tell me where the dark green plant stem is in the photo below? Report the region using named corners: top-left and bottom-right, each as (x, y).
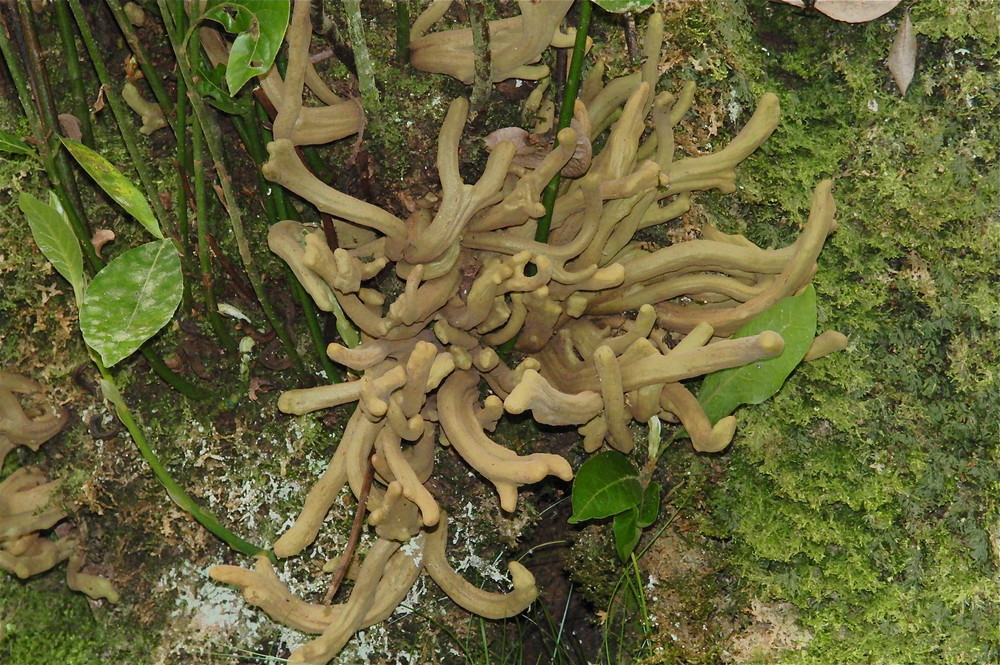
top-left (161, 5), bottom-right (306, 378)
top-left (53, 1), bottom-right (95, 146)
top-left (394, 1), bottom-right (409, 64)
top-left (105, 0), bottom-right (175, 130)
top-left (4, 1), bottom-right (101, 273)
top-left (175, 78), bottom-right (193, 312)
top-left (169, 2), bottom-right (195, 315)
top-left (0, 10), bottom-right (32, 109)
top-left (96, 360), bottom-right (273, 562)
top-left (533, 0), bottom-right (591, 247)
top-left (138, 347), bottom-right (211, 399)
top-left (68, 0), bottom-right (171, 228)
top-left (467, 0), bottom-right (492, 121)
top-left (500, 0), bottom-right (591, 357)
top-left (192, 112), bottom-right (238, 354)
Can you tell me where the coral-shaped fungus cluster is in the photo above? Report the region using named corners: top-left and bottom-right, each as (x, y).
top-left (0, 371), bottom-right (118, 602)
top-left (205, 3), bottom-right (844, 662)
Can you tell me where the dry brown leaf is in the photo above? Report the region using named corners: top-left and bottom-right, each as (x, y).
top-left (887, 12), bottom-right (917, 94)
top-left (57, 113), bottom-right (83, 141)
top-left (91, 229), bottom-right (116, 257)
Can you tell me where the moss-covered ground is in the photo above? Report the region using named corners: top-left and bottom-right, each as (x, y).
top-left (1, 1), bottom-right (998, 663)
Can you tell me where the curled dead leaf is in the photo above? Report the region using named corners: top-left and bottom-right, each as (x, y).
top-left (91, 229), bottom-right (115, 257)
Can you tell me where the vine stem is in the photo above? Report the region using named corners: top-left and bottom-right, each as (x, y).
top-left (394, 1), bottom-right (409, 64)
top-left (95, 357), bottom-right (273, 561)
top-left (105, 0), bottom-right (176, 131)
top-left (342, 0), bottom-right (379, 113)
top-left (467, 1), bottom-right (492, 121)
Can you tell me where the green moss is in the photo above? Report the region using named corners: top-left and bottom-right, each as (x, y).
top-left (0, 573), bottom-right (151, 664)
top-left (683, 1), bottom-right (1000, 661)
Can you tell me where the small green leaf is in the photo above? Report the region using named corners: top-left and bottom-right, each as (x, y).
top-left (59, 137), bottom-right (162, 239)
top-left (613, 508), bottom-right (641, 561)
top-left (592, 0), bottom-right (655, 14)
top-left (19, 191), bottom-right (85, 296)
top-left (0, 129), bottom-right (34, 156)
top-left (637, 481), bottom-right (661, 528)
top-left (568, 451), bottom-right (642, 524)
top-left (194, 62), bottom-right (254, 115)
top-left (201, 0), bottom-right (290, 95)
top-left (696, 285), bottom-right (817, 425)
top-left (81, 239), bottom-right (182, 367)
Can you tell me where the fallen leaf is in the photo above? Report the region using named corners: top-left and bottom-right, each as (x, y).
top-left (58, 113), bottom-right (83, 141)
top-left (887, 12), bottom-right (916, 94)
top-left (93, 85), bottom-right (107, 113)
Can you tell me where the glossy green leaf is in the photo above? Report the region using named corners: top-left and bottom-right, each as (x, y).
top-left (613, 507), bottom-right (641, 561)
top-left (59, 137), bottom-right (162, 239)
top-left (696, 285), bottom-right (817, 425)
top-left (637, 481), bottom-right (661, 528)
top-left (194, 62), bottom-right (253, 115)
top-left (568, 451), bottom-right (642, 524)
top-left (0, 129), bottom-right (33, 155)
top-left (19, 191), bottom-right (86, 296)
top-left (592, 0), bottom-right (655, 14)
top-left (202, 0), bottom-right (290, 95)
top-left (80, 239), bottom-right (182, 367)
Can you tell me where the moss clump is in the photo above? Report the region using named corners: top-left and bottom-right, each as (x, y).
top-left (682, 1), bottom-right (1000, 662)
top-left (0, 573), bottom-right (150, 664)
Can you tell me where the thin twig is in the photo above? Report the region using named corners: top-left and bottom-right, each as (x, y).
top-left (324, 454), bottom-right (375, 604)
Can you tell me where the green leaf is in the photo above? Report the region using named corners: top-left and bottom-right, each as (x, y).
top-left (0, 129), bottom-right (34, 156)
top-left (202, 0), bottom-right (290, 95)
top-left (80, 239), bottom-right (183, 367)
top-left (637, 481), bottom-right (661, 528)
top-left (19, 191), bottom-right (85, 296)
top-left (568, 451), bottom-right (642, 524)
top-left (592, 0), bottom-right (655, 14)
top-left (613, 508), bottom-right (641, 561)
top-left (194, 62), bottom-right (254, 115)
top-left (696, 285), bottom-right (818, 425)
top-left (59, 137), bottom-right (162, 239)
